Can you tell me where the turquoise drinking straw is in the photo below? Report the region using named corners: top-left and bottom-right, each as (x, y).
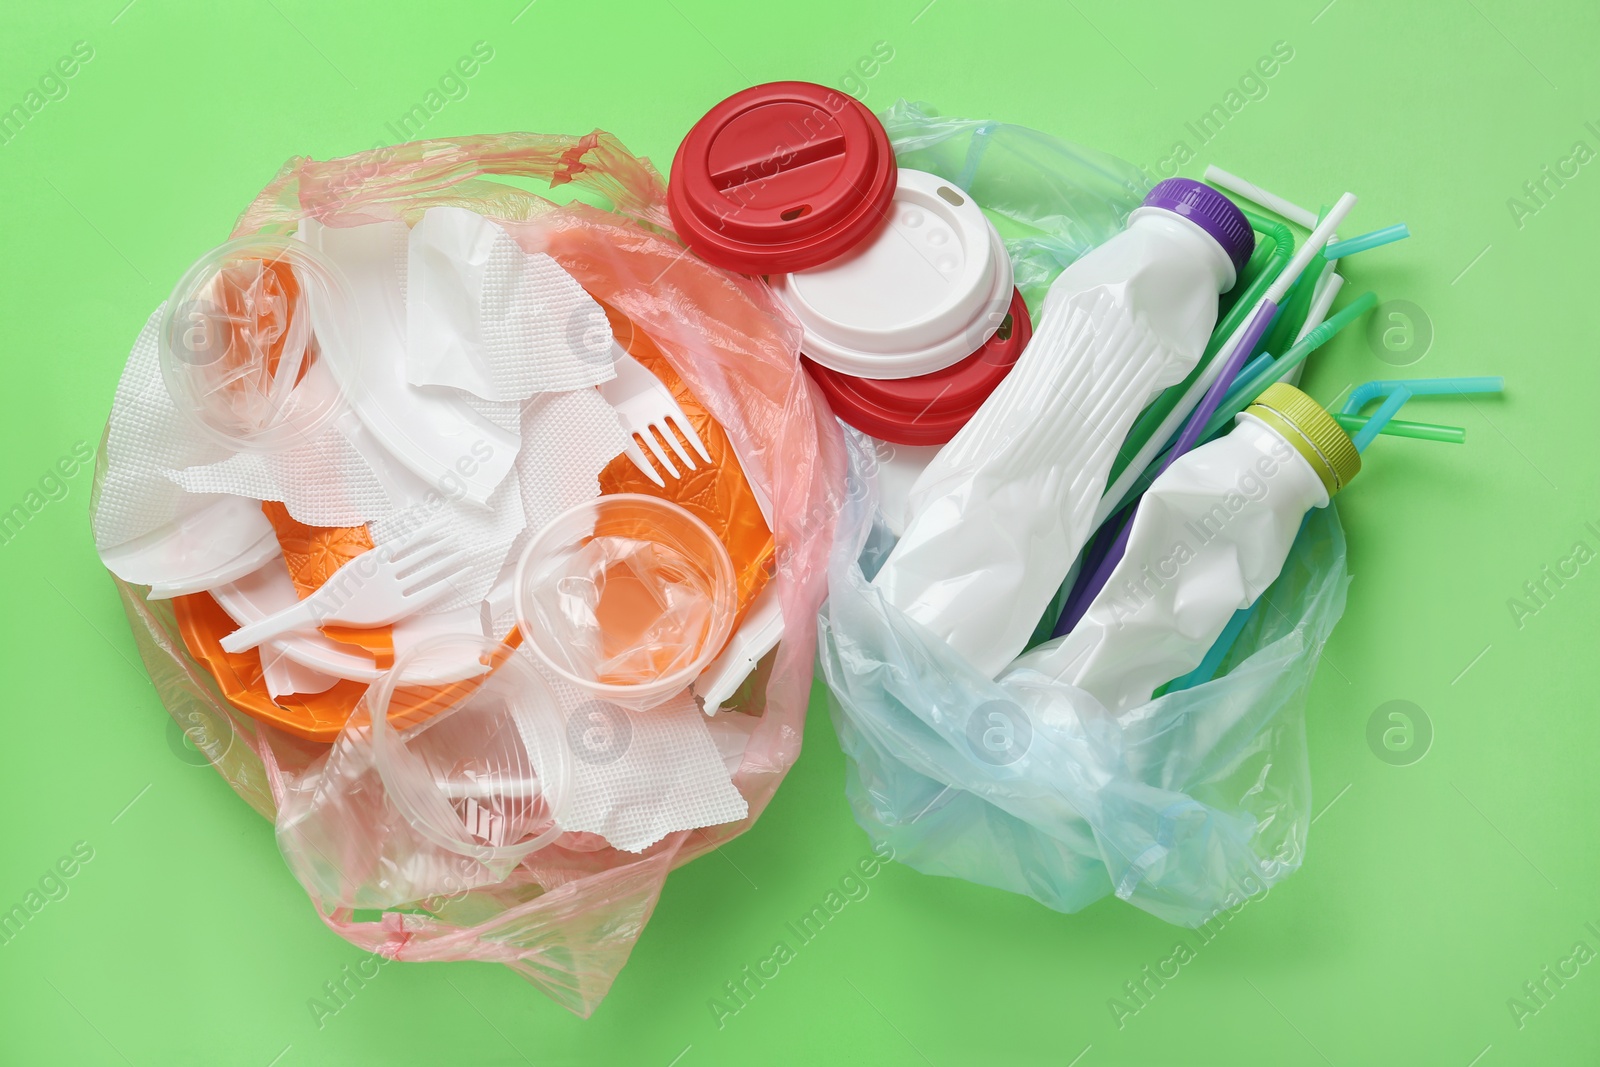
top-left (1342, 376), bottom-right (1504, 415)
top-left (1352, 387), bottom-right (1413, 452)
top-left (1324, 223), bottom-right (1410, 259)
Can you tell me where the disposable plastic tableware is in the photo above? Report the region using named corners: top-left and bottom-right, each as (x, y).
top-left (688, 417), bottom-right (786, 715)
top-left (298, 218), bottom-right (521, 506)
top-left (365, 635), bottom-right (570, 861)
top-left (219, 518), bottom-right (469, 652)
top-left (598, 348), bottom-right (713, 488)
top-left (275, 634), bottom-right (574, 910)
top-left (695, 584), bottom-right (784, 713)
top-left (591, 342), bottom-right (783, 715)
top-left (103, 495), bottom-right (282, 599)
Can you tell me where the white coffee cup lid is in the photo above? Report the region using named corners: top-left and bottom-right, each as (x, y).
top-left (770, 169), bottom-right (1013, 380)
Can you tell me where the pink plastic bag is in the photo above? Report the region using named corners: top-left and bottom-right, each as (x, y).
top-left (103, 131), bottom-right (847, 1016)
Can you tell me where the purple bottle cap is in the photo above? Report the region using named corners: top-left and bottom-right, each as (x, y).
top-left (1141, 177), bottom-right (1254, 276)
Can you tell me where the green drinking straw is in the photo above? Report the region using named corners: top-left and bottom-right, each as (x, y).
top-left (1332, 414), bottom-right (1465, 444)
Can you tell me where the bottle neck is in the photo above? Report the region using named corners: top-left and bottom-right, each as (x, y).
top-left (1234, 413), bottom-right (1332, 511)
top-left (1127, 207), bottom-right (1238, 293)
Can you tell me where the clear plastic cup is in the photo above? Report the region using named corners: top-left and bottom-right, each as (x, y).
top-left (366, 634), bottom-right (571, 864)
top-left (513, 494), bottom-right (738, 712)
top-left (158, 234), bottom-right (347, 452)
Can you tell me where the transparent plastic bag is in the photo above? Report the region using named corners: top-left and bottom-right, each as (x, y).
top-left (820, 427), bottom-right (1349, 925)
top-left (101, 130), bottom-right (847, 1016)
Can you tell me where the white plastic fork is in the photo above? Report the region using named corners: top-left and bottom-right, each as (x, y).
top-left (219, 518), bottom-right (470, 653)
top-left (598, 347), bottom-right (712, 487)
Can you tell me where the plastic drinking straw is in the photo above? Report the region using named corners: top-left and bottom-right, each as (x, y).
top-left (1204, 165), bottom-right (1319, 229)
top-left (1342, 376), bottom-right (1504, 415)
top-left (1300, 268), bottom-right (1344, 340)
top-left (1324, 223), bottom-right (1410, 259)
top-left (1352, 387), bottom-right (1413, 452)
top-left (1264, 205), bottom-right (1334, 357)
top-left (1332, 414), bottom-right (1465, 443)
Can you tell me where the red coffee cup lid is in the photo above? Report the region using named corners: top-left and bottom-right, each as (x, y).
top-left (668, 81), bottom-right (896, 275)
top-left (805, 288), bottom-right (1032, 446)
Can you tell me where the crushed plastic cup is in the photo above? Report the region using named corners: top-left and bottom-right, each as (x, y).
top-left (514, 494), bottom-right (737, 712)
top-left (158, 234), bottom-right (347, 452)
top-left (365, 633), bottom-right (572, 865)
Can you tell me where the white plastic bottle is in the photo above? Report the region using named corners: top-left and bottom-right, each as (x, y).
top-left (872, 178), bottom-right (1255, 677)
top-left (1005, 383), bottom-right (1360, 714)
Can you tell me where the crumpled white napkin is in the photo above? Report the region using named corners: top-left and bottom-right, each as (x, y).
top-left (407, 206), bottom-right (616, 402)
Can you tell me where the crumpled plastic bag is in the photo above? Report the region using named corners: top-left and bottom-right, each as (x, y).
top-left (101, 130), bottom-right (847, 1016)
top-left (820, 423), bottom-right (1349, 925)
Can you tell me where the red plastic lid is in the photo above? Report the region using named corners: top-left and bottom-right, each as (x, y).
top-left (668, 81), bottom-right (896, 275)
top-left (805, 288), bottom-right (1033, 446)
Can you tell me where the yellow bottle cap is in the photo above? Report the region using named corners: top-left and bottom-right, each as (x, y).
top-left (1245, 383), bottom-right (1361, 497)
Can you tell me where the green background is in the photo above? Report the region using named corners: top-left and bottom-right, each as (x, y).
top-left (1, 0), bottom-right (1596, 1063)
